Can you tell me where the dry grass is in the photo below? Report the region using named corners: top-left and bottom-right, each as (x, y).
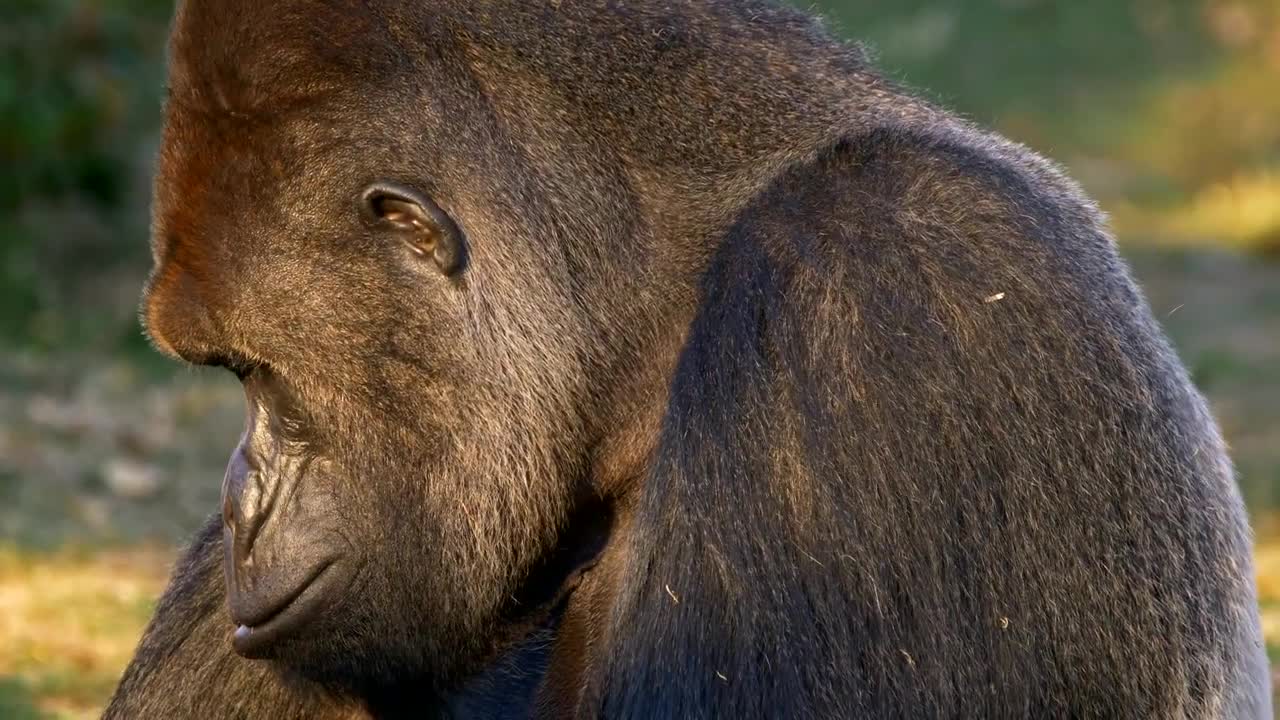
top-left (1114, 171), bottom-right (1280, 254)
top-left (1254, 542), bottom-right (1280, 644)
top-left (0, 546), bottom-right (171, 719)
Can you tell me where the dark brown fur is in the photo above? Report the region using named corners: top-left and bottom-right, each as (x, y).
top-left (108, 1), bottom-right (1269, 718)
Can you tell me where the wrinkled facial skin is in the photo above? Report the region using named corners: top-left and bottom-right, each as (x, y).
top-left (221, 368), bottom-right (351, 659)
top-left (140, 0), bottom-right (597, 699)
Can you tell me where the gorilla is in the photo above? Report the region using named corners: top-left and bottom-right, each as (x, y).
top-left (107, 0), bottom-right (1270, 717)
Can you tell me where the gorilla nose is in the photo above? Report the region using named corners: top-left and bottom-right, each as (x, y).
top-left (222, 447), bottom-right (346, 657)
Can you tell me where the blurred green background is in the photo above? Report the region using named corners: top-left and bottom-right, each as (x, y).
top-left (1, 0), bottom-right (1278, 716)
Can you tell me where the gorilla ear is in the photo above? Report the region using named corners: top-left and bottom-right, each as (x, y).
top-left (361, 182), bottom-right (467, 276)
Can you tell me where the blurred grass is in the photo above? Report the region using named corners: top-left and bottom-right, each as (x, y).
top-left (819, 0), bottom-right (1280, 252)
top-left (0, 0), bottom-right (170, 354)
top-left (0, 547), bottom-right (169, 719)
top-left (1115, 171), bottom-right (1280, 255)
top-left (1, 0), bottom-right (1278, 716)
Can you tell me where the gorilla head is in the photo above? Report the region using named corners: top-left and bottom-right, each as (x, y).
top-left (141, 0), bottom-right (658, 695)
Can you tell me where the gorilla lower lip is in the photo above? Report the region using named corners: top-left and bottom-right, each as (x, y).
top-left (231, 559), bottom-right (340, 658)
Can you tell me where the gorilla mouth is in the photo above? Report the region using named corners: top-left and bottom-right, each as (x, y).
top-left (231, 558), bottom-right (342, 658)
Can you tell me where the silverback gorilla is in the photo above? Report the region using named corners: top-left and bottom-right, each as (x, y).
top-left (107, 0), bottom-right (1269, 718)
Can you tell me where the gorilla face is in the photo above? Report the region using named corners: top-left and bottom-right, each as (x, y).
top-left (141, 0), bottom-right (597, 694)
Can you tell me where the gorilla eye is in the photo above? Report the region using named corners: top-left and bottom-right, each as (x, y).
top-left (360, 182), bottom-right (468, 276)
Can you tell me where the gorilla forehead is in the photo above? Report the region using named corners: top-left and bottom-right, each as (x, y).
top-left (167, 0), bottom-right (415, 114)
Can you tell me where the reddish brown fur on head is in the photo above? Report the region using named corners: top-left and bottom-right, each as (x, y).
top-left (142, 0), bottom-right (394, 364)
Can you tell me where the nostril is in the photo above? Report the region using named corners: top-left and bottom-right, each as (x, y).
top-left (222, 492), bottom-right (237, 533)
top-left (222, 449), bottom-right (275, 570)
top-left (238, 486), bottom-right (273, 566)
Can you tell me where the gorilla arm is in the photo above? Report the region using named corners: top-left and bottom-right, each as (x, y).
top-left (103, 516), bottom-right (364, 720)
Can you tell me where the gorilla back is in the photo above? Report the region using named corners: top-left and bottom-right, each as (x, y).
top-left (108, 0), bottom-right (1270, 718)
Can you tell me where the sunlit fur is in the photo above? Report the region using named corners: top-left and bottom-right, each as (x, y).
top-left (109, 1), bottom-right (1269, 718)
